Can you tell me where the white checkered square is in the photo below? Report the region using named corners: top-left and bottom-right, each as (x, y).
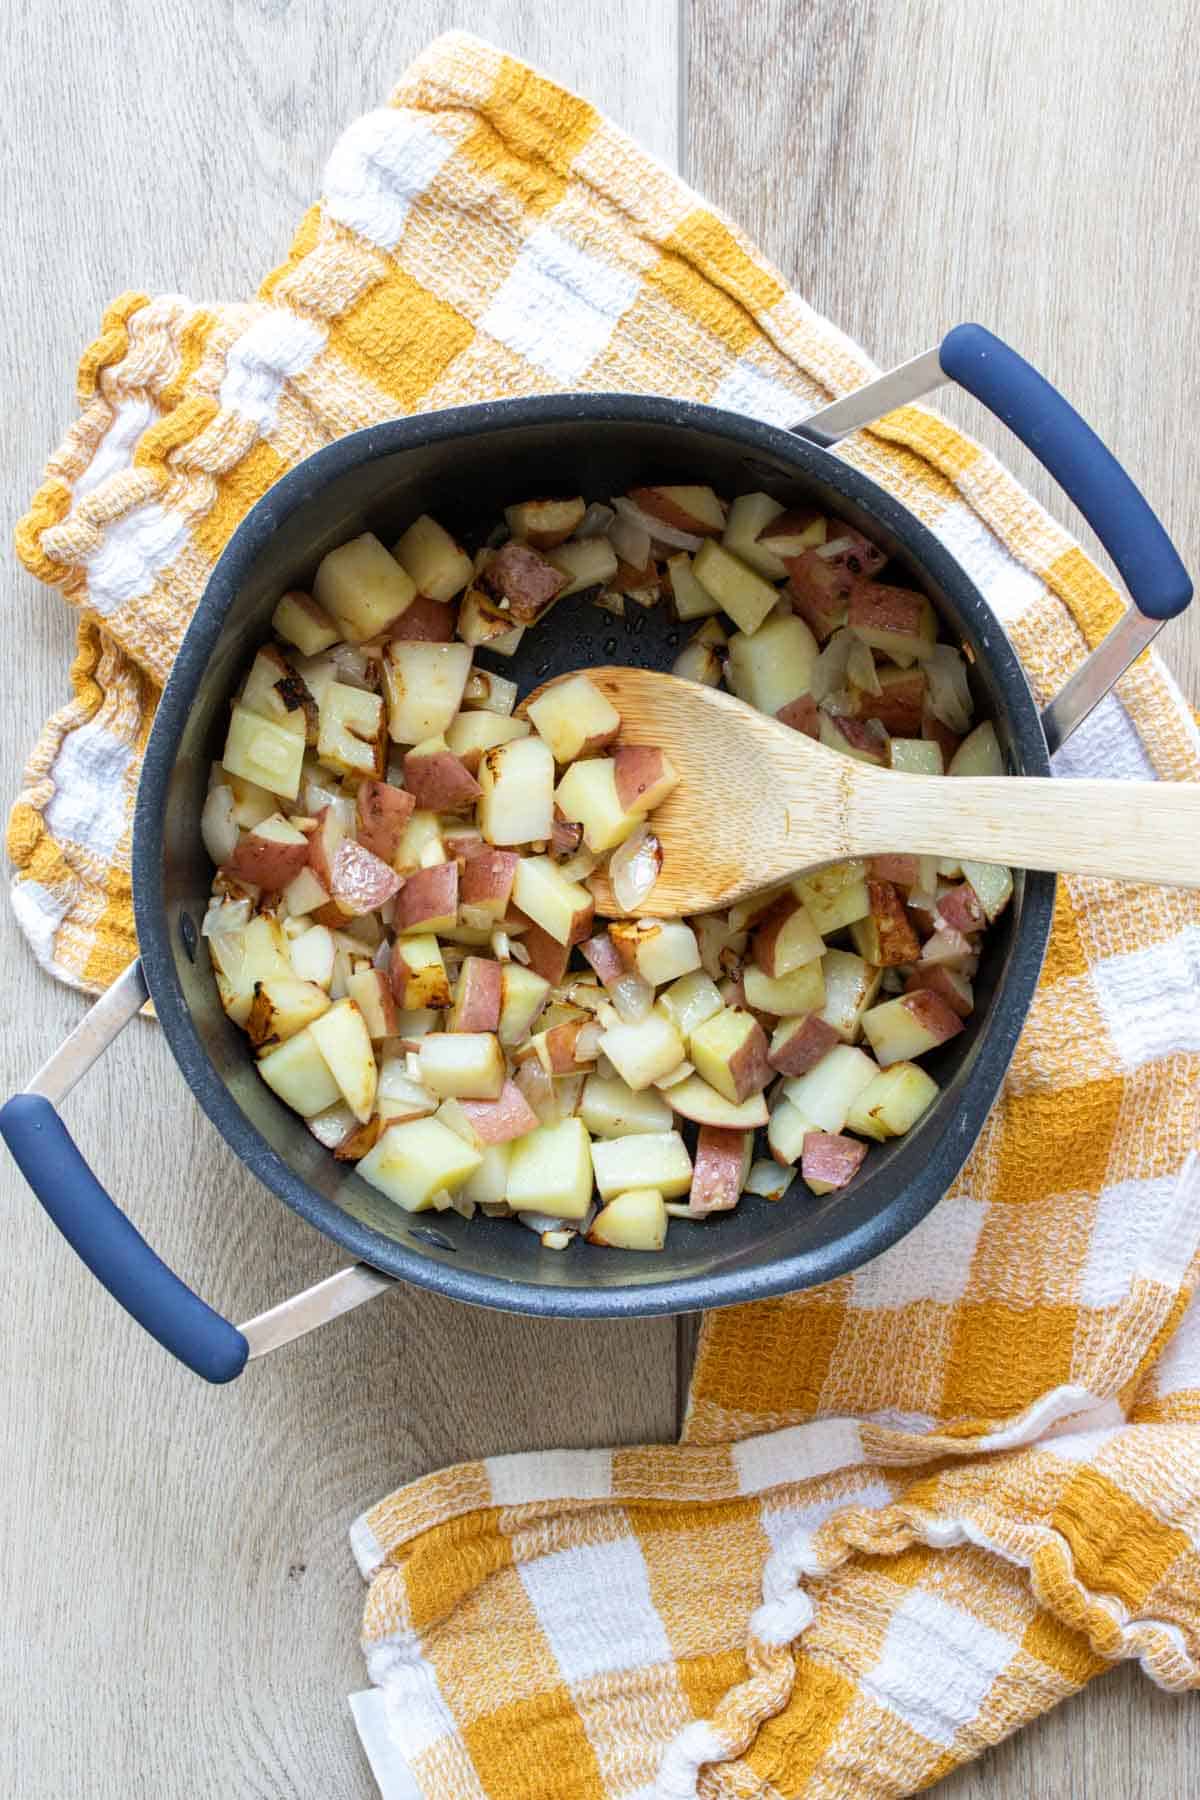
top-left (219, 311), bottom-right (327, 429)
top-left (1151, 1277), bottom-right (1200, 1398)
top-left (85, 501), bottom-right (192, 616)
top-left (711, 359), bottom-right (805, 428)
top-left (864, 1590), bottom-right (1017, 1748)
top-left (1091, 924), bottom-right (1200, 1067)
top-left (325, 108), bottom-right (458, 250)
top-left (43, 717), bottom-right (135, 861)
top-left (760, 1477), bottom-right (894, 1552)
top-left (1053, 690), bottom-right (1157, 782)
top-left (517, 1532), bottom-right (671, 1684)
top-left (1080, 1171), bottom-right (1198, 1306)
top-left (732, 1419), bottom-right (863, 1495)
top-left (933, 501), bottom-right (1045, 626)
top-left (480, 225), bottom-right (640, 383)
top-left (849, 1198), bottom-right (987, 1309)
top-left (486, 1448), bottom-right (612, 1507)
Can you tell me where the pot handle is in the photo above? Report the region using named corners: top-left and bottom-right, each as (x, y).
top-left (797, 324), bottom-right (1193, 749)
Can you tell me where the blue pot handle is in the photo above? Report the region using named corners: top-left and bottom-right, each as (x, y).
top-left (939, 324), bottom-right (1192, 622)
top-left (0, 964), bottom-right (248, 1384)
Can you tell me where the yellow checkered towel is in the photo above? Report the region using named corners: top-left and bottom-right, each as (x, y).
top-left (11, 31), bottom-right (1200, 1797)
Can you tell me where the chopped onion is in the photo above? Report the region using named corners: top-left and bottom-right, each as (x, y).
top-left (201, 785), bottom-right (239, 866)
top-left (813, 534), bottom-right (856, 560)
top-left (514, 1055), bottom-right (557, 1124)
top-left (460, 903), bottom-right (496, 931)
top-left (404, 1049), bottom-right (423, 1080)
top-left (557, 846), bottom-right (599, 885)
top-left (653, 1059), bottom-right (694, 1090)
top-left (818, 689), bottom-right (854, 718)
top-left (611, 971), bottom-right (654, 1025)
top-left (810, 627), bottom-right (856, 701)
top-left (847, 638), bottom-right (881, 696)
top-left (517, 1208), bottom-right (574, 1236)
top-left (575, 1022), bottom-right (604, 1061)
top-left (541, 1229), bottom-right (574, 1250)
top-left (925, 643), bottom-right (974, 734)
top-left (608, 512), bottom-right (651, 571)
top-left (573, 501), bottom-right (615, 539)
top-left (201, 894), bottom-right (251, 939)
top-left (306, 1103), bottom-right (359, 1150)
top-left (611, 494), bottom-right (703, 553)
top-left (509, 938), bottom-right (531, 966)
top-left (330, 642), bottom-right (374, 689)
top-left (744, 1160), bottom-right (790, 1201)
top-left (490, 928), bottom-right (513, 962)
top-left (371, 937), bottom-right (391, 972)
top-left (592, 590), bottom-right (626, 616)
top-left (479, 1201), bottom-right (512, 1218)
top-left (609, 824), bottom-right (662, 914)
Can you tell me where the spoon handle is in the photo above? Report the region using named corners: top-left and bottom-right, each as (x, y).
top-left (847, 773), bottom-right (1200, 888)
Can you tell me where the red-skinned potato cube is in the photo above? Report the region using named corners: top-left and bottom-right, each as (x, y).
top-left (627, 484), bottom-right (725, 537)
top-left (824, 715), bottom-right (890, 764)
top-left (869, 854), bottom-right (920, 885)
top-left (689, 1125), bottom-right (752, 1216)
top-left (579, 932), bottom-right (625, 989)
top-left (307, 803), bottom-right (345, 889)
top-left (512, 913), bottom-right (571, 985)
top-left (443, 826), bottom-right (484, 864)
top-left (817, 529), bottom-right (886, 578)
top-left (226, 820), bottom-right (309, 889)
top-left (402, 743), bottom-right (482, 812)
top-left (356, 780), bottom-right (415, 864)
top-left (775, 694), bottom-right (819, 738)
top-left (854, 880), bottom-right (922, 967)
top-left (458, 1079), bottom-right (541, 1146)
top-left (448, 956), bottom-right (503, 1032)
top-left (752, 895), bottom-right (822, 979)
top-left (922, 704), bottom-right (962, 766)
top-left (460, 848), bottom-right (519, 918)
top-left (904, 966), bottom-right (974, 1018)
top-left (330, 840), bottom-right (403, 915)
top-left (801, 1131), bottom-right (868, 1193)
top-left (935, 882), bottom-right (986, 934)
top-left (388, 594), bottom-right (456, 641)
top-left (543, 1020), bottom-right (595, 1073)
top-left (612, 746), bottom-right (678, 814)
top-left (854, 666), bottom-right (926, 735)
top-left (395, 862), bottom-right (459, 934)
top-left (847, 582), bottom-right (929, 640)
top-left (785, 553), bottom-right (855, 641)
top-left (478, 542), bottom-right (566, 624)
top-left (905, 987), bottom-right (965, 1040)
top-left (768, 1012), bottom-right (840, 1077)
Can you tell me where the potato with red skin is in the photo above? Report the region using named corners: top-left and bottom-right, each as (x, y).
top-left (775, 694), bottom-right (819, 737)
top-left (869, 854), bottom-right (920, 885)
top-left (689, 1125), bottom-right (753, 1216)
top-left (816, 528), bottom-right (887, 579)
top-left (395, 863), bottom-right (459, 934)
top-left (752, 894), bottom-right (823, 979)
top-left (347, 967), bottom-right (399, 1039)
top-left (460, 848), bottom-right (519, 920)
top-left (226, 814), bottom-right (310, 889)
top-left (922, 704), bottom-right (962, 766)
top-left (356, 779), bottom-right (415, 864)
top-left (402, 740), bottom-right (482, 812)
top-left (918, 925), bottom-right (976, 969)
top-left (689, 1008), bottom-right (772, 1105)
top-left (785, 553), bottom-right (855, 641)
top-left (388, 594), bottom-right (456, 641)
top-left (848, 582), bottom-right (934, 654)
top-left (329, 840), bottom-right (404, 916)
top-left (457, 1079), bottom-right (541, 1145)
top-left (756, 507), bottom-right (824, 557)
top-left (936, 882), bottom-right (986, 934)
top-left (819, 714), bottom-right (890, 766)
top-left (523, 1020), bottom-right (598, 1075)
top-left (612, 745), bottom-right (679, 814)
top-left (511, 913), bottom-right (571, 985)
top-left (447, 956), bottom-right (503, 1033)
top-left (443, 826), bottom-right (484, 864)
top-left (389, 936), bottom-right (451, 1010)
top-left (307, 803), bottom-right (346, 889)
top-left (862, 989), bottom-right (965, 1067)
top-left (333, 1117), bottom-right (384, 1162)
top-left (768, 1012), bottom-right (840, 1077)
top-left (627, 484), bottom-right (726, 537)
top-left (579, 932), bottom-right (625, 989)
top-left (853, 666), bottom-right (926, 736)
top-left (478, 542), bottom-right (566, 624)
top-left (504, 496), bottom-right (586, 549)
top-left (904, 966), bottom-right (974, 1018)
top-left (850, 881), bottom-right (922, 967)
top-left (801, 1131), bottom-right (868, 1194)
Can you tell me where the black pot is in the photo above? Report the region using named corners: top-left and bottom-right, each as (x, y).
top-left (3, 329), bottom-right (1190, 1381)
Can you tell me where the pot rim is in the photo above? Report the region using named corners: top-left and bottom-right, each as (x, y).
top-left (135, 393), bottom-right (1055, 1317)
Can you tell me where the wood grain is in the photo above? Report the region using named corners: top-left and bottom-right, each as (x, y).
top-left (686, 1), bottom-right (1200, 1792)
top-left (0, 8), bottom-right (678, 1797)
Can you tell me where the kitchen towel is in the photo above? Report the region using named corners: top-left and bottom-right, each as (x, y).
top-left (12, 31), bottom-right (1200, 1798)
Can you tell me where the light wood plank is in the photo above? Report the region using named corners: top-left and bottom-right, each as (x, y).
top-left (686, 1), bottom-right (1200, 1792)
top-left (0, 7), bottom-right (678, 1796)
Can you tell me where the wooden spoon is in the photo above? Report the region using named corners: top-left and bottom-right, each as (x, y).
top-left (524, 666), bottom-right (1200, 917)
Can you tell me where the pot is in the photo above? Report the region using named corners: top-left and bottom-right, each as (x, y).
top-left (3, 326), bottom-right (1190, 1382)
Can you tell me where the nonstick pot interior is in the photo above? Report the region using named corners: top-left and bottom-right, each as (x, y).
top-left (136, 398), bottom-right (1054, 1316)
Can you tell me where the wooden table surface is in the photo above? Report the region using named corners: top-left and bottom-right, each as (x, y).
top-left (2, 4), bottom-right (1197, 1793)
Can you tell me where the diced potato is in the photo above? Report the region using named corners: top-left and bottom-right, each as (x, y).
top-left (861, 991), bottom-right (964, 1067)
top-left (743, 959), bottom-right (825, 1018)
top-left (757, 507), bottom-right (828, 560)
top-left (768, 1011), bottom-right (840, 1077)
top-left (460, 848), bottom-right (520, 921)
top-left (355, 778), bottom-right (415, 866)
top-left (317, 682), bottom-right (385, 779)
top-left (382, 641), bottom-right (473, 745)
top-left (849, 881), bottom-right (921, 968)
top-left (418, 1032), bottom-right (505, 1100)
top-left (752, 895), bottom-right (823, 978)
top-left (671, 633), bottom-right (724, 685)
top-left (457, 587), bottom-right (526, 656)
top-left (665, 1076), bottom-right (768, 1130)
top-left (272, 590), bottom-right (340, 656)
top-left (505, 495), bottom-right (587, 548)
top-left (357, 1117), bottom-right (482, 1212)
top-left (209, 913), bottom-right (294, 1024)
top-left (513, 855), bottom-right (595, 946)
top-left (288, 922), bottom-right (336, 990)
top-left (689, 1007), bottom-right (771, 1103)
top-left (802, 1131), bottom-right (868, 1195)
top-left (245, 976), bottom-right (331, 1048)
top-left (346, 968), bottom-right (398, 1040)
top-left (446, 957), bottom-right (503, 1034)
top-left (554, 758), bottom-right (643, 853)
top-left (813, 948), bottom-right (879, 1043)
top-left (461, 668), bottom-right (519, 717)
top-left (793, 859), bottom-right (868, 928)
top-left (258, 1025), bottom-right (343, 1116)
top-left (478, 541), bottom-right (566, 625)
top-left (948, 720), bottom-right (1004, 778)
top-left (389, 933), bottom-right (451, 1010)
top-left (545, 536), bottom-right (619, 597)
top-left (609, 919), bottom-right (701, 988)
top-left (721, 492), bottom-right (787, 579)
top-left (845, 1061), bottom-right (939, 1141)
top-left (666, 551), bottom-right (723, 620)
top-left (394, 864), bottom-right (458, 935)
top-left (693, 539), bottom-right (779, 635)
top-left (498, 964), bottom-right (553, 1045)
top-left (446, 711), bottom-right (531, 773)
top-left (819, 712), bottom-right (890, 766)
top-left (726, 614), bottom-right (818, 715)
top-left (460, 1141), bottom-right (512, 1207)
top-left (392, 514), bottom-right (473, 601)
top-left (588, 1188), bottom-right (667, 1250)
top-left (889, 737), bottom-right (944, 776)
top-left (688, 1126), bottom-right (754, 1216)
top-left (599, 1012), bottom-right (686, 1091)
top-left (308, 998), bottom-right (378, 1122)
top-left (855, 664), bottom-right (926, 736)
top-left (222, 703), bottom-right (306, 801)
top-left (400, 738), bottom-right (480, 814)
top-left (781, 1043), bottom-right (878, 1133)
top-left (314, 532), bottom-right (415, 642)
top-left (283, 866), bottom-right (330, 919)
top-left (960, 859), bottom-right (1013, 921)
top-left (579, 1073), bottom-right (674, 1137)
top-left (590, 1131), bottom-right (693, 1200)
top-left (767, 1097), bottom-right (816, 1166)
top-left (227, 813), bottom-right (310, 889)
top-left (847, 582), bottom-right (936, 666)
top-left (240, 646), bottom-right (311, 739)
top-left (628, 485), bottom-right (726, 537)
top-left (394, 809), bottom-right (444, 874)
top-left (505, 1117), bottom-right (594, 1220)
top-left (612, 747), bottom-right (679, 815)
top-left (656, 969), bottom-right (724, 1041)
top-left (527, 674), bottom-right (621, 763)
top-left (478, 736), bottom-right (555, 847)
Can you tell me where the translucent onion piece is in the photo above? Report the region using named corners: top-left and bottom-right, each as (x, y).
top-left (509, 938), bottom-right (531, 965)
top-left (514, 1054), bottom-right (558, 1124)
top-left (653, 1060), bottom-right (694, 1090)
top-left (556, 846), bottom-right (599, 884)
top-left (330, 643), bottom-right (373, 689)
top-left (430, 1188), bottom-right (452, 1212)
top-left (541, 1229), bottom-right (574, 1250)
top-left (518, 1209), bottom-right (575, 1236)
top-left (592, 590), bottom-right (626, 616)
top-left (479, 1201), bottom-right (513, 1218)
top-left (608, 512), bottom-right (651, 571)
top-left (575, 1022), bottom-right (604, 1061)
top-left (307, 1103), bottom-right (359, 1150)
top-left (201, 894), bottom-right (251, 940)
top-left (371, 937), bottom-right (391, 972)
top-left (818, 689), bottom-right (855, 718)
top-left (459, 903), bottom-right (496, 931)
top-left (744, 1159), bottom-right (790, 1201)
top-left (813, 534), bottom-right (855, 560)
top-left (847, 638), bottom-right (881, 696)
top-left (490, 928), bottom-right (513, 962)
top-left (611, 971), bottom-right (654, 1025)
top-left (201, 785), bottom-right (240, 867)
top-left (810, 627), bottom-right (856, 701)
top-left (611, 494), bottom-right (703, 552)
top-left (925, 643), bottom-right (974, 734)
top-left (573, 501), bottom-right (615, 539)
top-left (609, 824), bottom-right (662, 915)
